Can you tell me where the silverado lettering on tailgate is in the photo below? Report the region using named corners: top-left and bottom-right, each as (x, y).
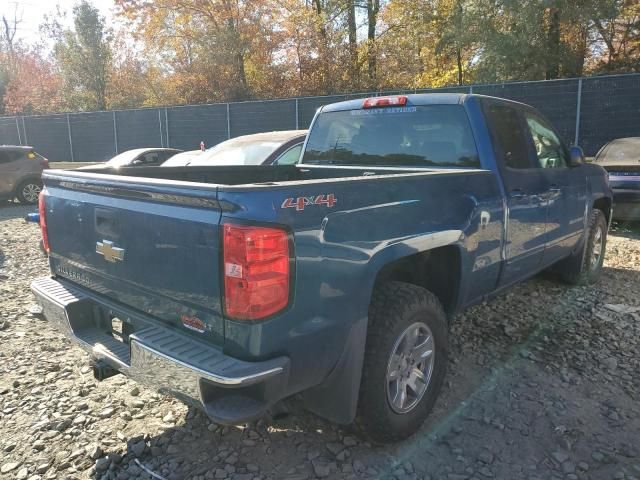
top-left (54, 264), bottom-right (92, 285)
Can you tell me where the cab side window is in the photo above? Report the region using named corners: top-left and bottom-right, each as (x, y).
top-left (141, 152), bottom-right (160, 165)
top-left (523, 113), bottom-right (568, 168)
top-left (484, 103), bottom-right (533, 169)
top-left (273, 144), bottom-right (303, 165)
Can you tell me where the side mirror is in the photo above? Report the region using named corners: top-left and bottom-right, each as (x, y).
top-left (569, 146), bottom-right (585, 167)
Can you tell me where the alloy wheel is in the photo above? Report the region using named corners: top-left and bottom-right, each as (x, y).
top-left (591, 226), bottom-right (603, 271)
top-left (22, 183), bottom-right (42, 203)
top-left (386, 321), bottom-right (435, 414)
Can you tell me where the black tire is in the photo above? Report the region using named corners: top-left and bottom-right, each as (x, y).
top-left (16, 179), bottom-right (43, 205)
top-left (560, 209), bottom-right (607, 286)
top-left (355, 281), bottom-right (448, 443)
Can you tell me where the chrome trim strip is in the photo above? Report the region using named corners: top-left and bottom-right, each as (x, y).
top-left (92, 343), bottom-right (130, 369)
top-left (130, 339), bottom-right (284, 386)
top-left (399, 229), bottom-right (464, 252)
top-left (501, 195), bottom-right (509, 262)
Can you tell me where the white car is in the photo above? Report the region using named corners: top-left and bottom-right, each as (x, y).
top-left (85, 148), bottom-right (183, 169)
top-left (161, 131), bottom-right (307, 167)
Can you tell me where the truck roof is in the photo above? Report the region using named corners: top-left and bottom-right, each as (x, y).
top-left (321, 93), bottom-right (530, 113)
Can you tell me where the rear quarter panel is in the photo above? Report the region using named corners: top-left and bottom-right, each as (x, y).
top-left (219, 169), bottom-right (504, 393)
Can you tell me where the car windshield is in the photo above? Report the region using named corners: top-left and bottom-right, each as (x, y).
top-left (302, 105), bottom-right (480, 168)
top-left (596, 138), bottom-right (640, 166)
top-left (186, 138), bottom-right (285, 166)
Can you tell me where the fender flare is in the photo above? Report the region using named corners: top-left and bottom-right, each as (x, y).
top-left (303, 229), bottom-right (464, 424)
top-left (361, 229), bottom-right (467, 316)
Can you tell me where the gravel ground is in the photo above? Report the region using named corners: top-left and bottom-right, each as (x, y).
top-left (1, 201), bottom-right (639, 480)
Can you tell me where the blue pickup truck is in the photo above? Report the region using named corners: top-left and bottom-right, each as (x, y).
top-left (32, 94), bottom-right (612, 443)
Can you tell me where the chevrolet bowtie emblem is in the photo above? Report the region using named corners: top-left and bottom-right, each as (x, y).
top-left (96, 240), bottom-right (125, 263)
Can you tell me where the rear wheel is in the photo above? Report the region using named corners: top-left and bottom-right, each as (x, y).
top-left (16, 179), bottom-right (42, 204)
top-left (560, 209), bottom-right (607, 285)
top-left (356, 281), bottom-right (448, 443)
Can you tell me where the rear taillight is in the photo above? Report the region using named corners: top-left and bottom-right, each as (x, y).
top-left (223, 224), bottom-right (290, 320)
top-left (38, 190), bottom-right (50, 254)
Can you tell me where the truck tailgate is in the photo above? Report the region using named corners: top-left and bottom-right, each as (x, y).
top-left (42, 172), bottom-right (224, 343)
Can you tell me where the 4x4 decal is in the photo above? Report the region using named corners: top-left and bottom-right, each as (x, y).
top-left (281, 194), bottom-right (337, 211)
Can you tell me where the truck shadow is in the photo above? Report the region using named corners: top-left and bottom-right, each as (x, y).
top-left (92, 265), bottom-right (640, 480)
top-left (0, 201), bottom-right (35, 221)
top-left (610, 220), bottom-right (640, 240)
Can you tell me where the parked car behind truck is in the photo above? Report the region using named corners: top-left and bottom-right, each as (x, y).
top-left (79, 148), bottom-right (183, 170)
top-left (594, 137), bottom-right (640, 221)
top-left (161, 130), bottom-right (307, 167)
top-left (32, 94), bottom-right (611, 443)
top-left (0, 145), bottom-right (48, 204)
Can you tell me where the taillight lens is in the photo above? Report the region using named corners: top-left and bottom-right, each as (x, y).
top-left (223, 224), bottom-right (290, 320)
top-left (38, 189), bottom-right (50, 254)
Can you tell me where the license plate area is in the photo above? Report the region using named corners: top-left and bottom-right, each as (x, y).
top-left (111, 317), bottom-right (126, 343)
top-left (96, 307), bottom-right (135, 344)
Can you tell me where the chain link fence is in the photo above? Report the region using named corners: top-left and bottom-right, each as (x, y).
top-left (1, 73), bottom-right (639, 161)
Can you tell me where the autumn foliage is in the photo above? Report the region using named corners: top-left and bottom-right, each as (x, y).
top-left (2, 50), bottom-right (63, 115)
top-left (0, 0), bottom-right (639, 115)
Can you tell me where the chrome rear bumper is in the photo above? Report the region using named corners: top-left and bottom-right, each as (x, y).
top-left (31, 276), bottom-right (289, 424)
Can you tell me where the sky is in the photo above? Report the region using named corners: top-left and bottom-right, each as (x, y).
top-left (1, 0), bottom-right (115, 46)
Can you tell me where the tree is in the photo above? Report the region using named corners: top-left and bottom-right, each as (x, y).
top-left (1, 5), bottom-right (64, 115)
top-left (116, 0), bottom-right (265, 102)
top-left (106, 35), bottom-right (173, 109)
top-left (436, 0), bottom-right (480, 85)
top-left (4, 0), bottom-right (639, 114)
top-left (376, 0), bottom-right (478, 89)
top-left (470, 0), bottom-right (638, 82)
top-left (49, 1), bottom-right (112, 111)
top-left (3, 51), bottom-right (63, 114)
top-left (1, 10), bottom-right (20, 58)
top-left (588, 0), bottom-right (640, 72)
top-left (0, 6), bottom-right (23, 114)
top-left (366, 0), bottom-right (381, 87)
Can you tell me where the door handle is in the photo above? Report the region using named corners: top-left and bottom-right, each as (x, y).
top-left (95, 208), bottom-right (119, 237)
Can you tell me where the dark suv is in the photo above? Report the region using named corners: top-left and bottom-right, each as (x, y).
top-left (0, 146), bottom-right (49, 204)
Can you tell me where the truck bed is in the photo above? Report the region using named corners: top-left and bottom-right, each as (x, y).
top-left (68, 164), bottom-right (467, 186)
top-left (41, 163), bottom-right (492, 351)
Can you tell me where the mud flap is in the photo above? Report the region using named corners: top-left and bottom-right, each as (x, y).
top-left (302, 316), bottom-right (368, 424)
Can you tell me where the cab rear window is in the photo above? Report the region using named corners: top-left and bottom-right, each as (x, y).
top-left (302, 105), bottom-right (480, 168)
